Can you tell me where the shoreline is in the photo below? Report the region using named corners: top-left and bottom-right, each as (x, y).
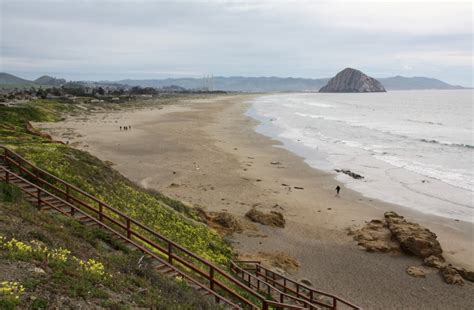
top-left (36, 94), bottom-right (474, 309)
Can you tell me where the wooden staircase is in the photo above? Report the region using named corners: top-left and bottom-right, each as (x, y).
top-left (0, 146), bottom-right (360, 310)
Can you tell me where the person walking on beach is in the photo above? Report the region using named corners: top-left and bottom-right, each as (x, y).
top-left (335, 185), bottom-right (341, 197)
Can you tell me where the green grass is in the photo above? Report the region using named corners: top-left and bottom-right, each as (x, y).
top-left (0, 195), bottom-right (222, 309)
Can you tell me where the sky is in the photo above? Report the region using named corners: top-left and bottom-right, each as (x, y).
top-left (1, 0), bottom-right (472, 86)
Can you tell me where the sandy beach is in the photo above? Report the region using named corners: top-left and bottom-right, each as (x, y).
top-left (37, 94), bottom-right (474, 309)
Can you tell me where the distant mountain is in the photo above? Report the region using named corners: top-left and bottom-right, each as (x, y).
top-left (0, 72), bottom-right (467, 92)
top-left (377, 76), bottom-right (464, 90)
top-left (116, 75), bottom-right (464, 92)
top-left (34, 75), bottom-right (66, 86)
top-left (0, 72), bottom-right (35, 86)
top-left (319, 68), bottom-right (386, 93)
top-left (118, 76), bottom-right (329, 92)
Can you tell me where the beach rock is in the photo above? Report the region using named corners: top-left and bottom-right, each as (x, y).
top-left (245, 208), bottom-right (285, 228)
top-left (349, 219), bottom-right (400, 253)
top-left (441, 266), bottom-right (464, 285)
top-left (384, 211), bottom-right (442, 258)
top-left (423, 255), bottom-right (446, 269)
top-left (454, 267), bottom-right (474, 282)
top-left (239, 251), bottom-right (299, 273)
top-left (195, 208), bottom-right (243, 235)
top-left (335, 169), bottom-right (364, 179)
top-left (406, 266), bottom-right (427, 278)
top-left (319, 68), bottom-right (386, 93)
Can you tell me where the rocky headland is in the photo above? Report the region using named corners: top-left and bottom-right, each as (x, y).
top-left (319, 68), bottom-right (386, 92)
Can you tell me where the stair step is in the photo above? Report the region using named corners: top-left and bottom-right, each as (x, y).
top-left (18, 184), bottom-right (38, 192)
top-left (84, 221), bottom-right (99, 227)
top-left (163, 269), bottom-right (179, 276)
top-left (155, 264), bottom-right (170, 271)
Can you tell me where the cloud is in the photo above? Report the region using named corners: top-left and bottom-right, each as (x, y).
top-left (0, 0), bottom-right (472, 85)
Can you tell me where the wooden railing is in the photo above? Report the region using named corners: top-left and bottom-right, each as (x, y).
top-left (230, 261), bottom-right (318, 309)
top-left (2, 145), bottom-right (332, 310)
top-left (0, 165), bottom-right (241, 309)
top-left (233, 261), bottom-right (361, 310)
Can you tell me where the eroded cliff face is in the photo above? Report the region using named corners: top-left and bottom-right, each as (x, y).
top-left (319, 68), bottom-right (386, 92)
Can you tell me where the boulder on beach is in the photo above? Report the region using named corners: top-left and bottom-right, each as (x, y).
top-left (196, 208), bottom-right (243, 235)
top-left (406, 266), bottom-right (427, 278)
top-left (245, 208), bottom-right (285, 228)
top-left (441, 266), bottom-right (465, 286)
top-left (454, 267), bottom-right (474, 282)
top-left (319, 68), bottom-right (386, 93)
top-left (424, 255), bottom-right (447, 269)
top-left (384, 211), bottom-right (442, 258)
top-left (348, 219), bottom-right (399, 253)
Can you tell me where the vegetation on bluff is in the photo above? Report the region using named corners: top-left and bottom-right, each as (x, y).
top-left (0, 99), bottom-right (233, 265)
top-left (0, 183), bottom-right (221, 309)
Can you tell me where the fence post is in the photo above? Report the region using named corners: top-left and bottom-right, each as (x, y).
top-left (3, 150), bottom-right (7, 165)
top-left (126, 218), bottom-right (131, 239)
top-left (99, 203), bottom-right (103, 222)
top-left (210, 266), bottom-right (215, 290)
top-left (263, 300), bottom-right (269, 310)
top-left (333, 298), bottom-right (338, 310)
top-left (168, 243), bottom-right (173, 264)
top-left (66, 185), bottom-right (70, 202)
top-left (5, 170), bottom-right (9, 183)
top-left (37, 188), bottom-right (41, 207)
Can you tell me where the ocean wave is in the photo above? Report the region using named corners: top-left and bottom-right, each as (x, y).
top-left (375, 154), bottom-right (473, 191)
top-left (302, 101), bottom-right (333, 108)
top-left (407, 119), bottom-right (444, 126)
top-left (419, 139), bottom-right (474, 149)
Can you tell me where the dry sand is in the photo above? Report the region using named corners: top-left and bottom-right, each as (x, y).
top-left (38, 95), bottom-right (474, 309)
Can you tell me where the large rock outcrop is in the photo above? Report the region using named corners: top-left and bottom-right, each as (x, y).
top-left (349, 211), bottom-right (474, 285)
top-left (319, 68), bottom-right (386, 93)
top-left (384, 211), bottom-right (442, 258)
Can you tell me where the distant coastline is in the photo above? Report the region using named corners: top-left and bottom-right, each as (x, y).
top-left (0, 71), bottom-right (467, 91)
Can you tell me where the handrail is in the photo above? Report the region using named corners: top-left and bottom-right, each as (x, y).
top-left (0, 150), bottom-right (264, 308)
top-left (0, 166), bottom-right (241, 309)
top-left (1, 146), bottom-right (312, 310)
top-left (230, 261), bottom-right (320, 310)
top-left (234, 261), bottom-right (361, 310)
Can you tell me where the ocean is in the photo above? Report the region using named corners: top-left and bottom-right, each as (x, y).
top-left (247, 90), bottom-right (473, 222)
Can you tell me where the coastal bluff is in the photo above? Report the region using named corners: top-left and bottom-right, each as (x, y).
top-left (319, 68), bottom-right (386, 92)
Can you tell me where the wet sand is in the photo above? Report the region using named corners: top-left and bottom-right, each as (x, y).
top-left (37, 95), bottom-right (474, 309)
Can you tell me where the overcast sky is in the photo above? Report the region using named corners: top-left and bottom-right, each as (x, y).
top-left (1, 0), bottom-right (472, 86)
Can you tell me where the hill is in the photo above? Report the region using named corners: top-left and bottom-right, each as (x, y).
top-left (34, 75), bottom-right (67, 86)
top-left (116, 75), bottom-right (464, 92)
top-left (378, 76), bottom-right (464, 90)
top-left (319, 68), bottom-right (386, 93)
top-left (0, 73), bottom-right (36, 88)
top-left (0, 72), bottom-right (467, 92)
top-left (118, 76), bottom-right (330, 92)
